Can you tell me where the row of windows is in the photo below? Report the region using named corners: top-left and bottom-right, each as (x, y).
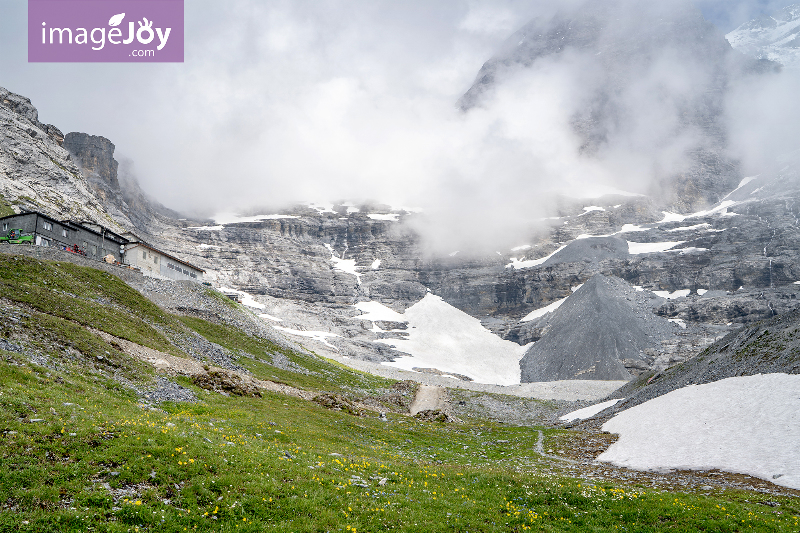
top-left (167, 262), bottom-right (198, 278)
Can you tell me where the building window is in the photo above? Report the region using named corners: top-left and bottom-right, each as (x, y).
top-left (42, 221), bottom-right (52, 231)
top-left (61, 228), bottom-right (67, 237)
top-left (92, 245), bottom-right (97, 255)
top-left (142, 250), bottom-right (147, 259)
top-left (2, 223), bottom-right (7, 231)
top-left (154, 256), bottom-right (158, 264)
top-left (41, 237), bottom-right (50, 247)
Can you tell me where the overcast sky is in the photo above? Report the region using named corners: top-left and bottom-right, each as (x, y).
top-left (1, 0), bottom-right (798, 248)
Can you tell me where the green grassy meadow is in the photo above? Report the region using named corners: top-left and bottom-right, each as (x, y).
top-left (0, 253), bottom-right (798, 531)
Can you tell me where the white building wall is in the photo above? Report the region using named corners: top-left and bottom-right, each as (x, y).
top-left (123, 244), bottom-right (202, 282)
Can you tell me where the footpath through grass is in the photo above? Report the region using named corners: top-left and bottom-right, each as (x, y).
top-left (1, 352), bottom-right (798, 532)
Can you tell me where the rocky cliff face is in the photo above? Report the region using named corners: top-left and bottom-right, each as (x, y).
top-left (0, 86), bottom-right (123, 229)
top-left (61, 131), bottom-right (179, 232)
top-left (3, 2), bottom-right (800, 384)
top-left (63, 133), bottom-right (120, 191)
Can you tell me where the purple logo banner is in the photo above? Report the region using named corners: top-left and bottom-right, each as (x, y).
top-left (29, 0), bottom-right (184, 62)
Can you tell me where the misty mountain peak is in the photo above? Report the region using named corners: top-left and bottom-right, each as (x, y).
top-left (726, 3), bottom-right (800, 68)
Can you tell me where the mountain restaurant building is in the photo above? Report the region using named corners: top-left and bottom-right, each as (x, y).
top-left (0, 211), bottom-right (126, 262)
top-left (1, 211), bottom-right (204, 281)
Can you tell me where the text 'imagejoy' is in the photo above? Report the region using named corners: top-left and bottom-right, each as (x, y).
top-left (28, 0), bottom-right (184, 62)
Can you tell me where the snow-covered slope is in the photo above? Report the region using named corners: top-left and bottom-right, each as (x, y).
top-left (598, 374), bottom-right (800, 490)
top-left (726, 4), bottom-right (800, 68)
top-left (354, 294), bottom-right (529, 385)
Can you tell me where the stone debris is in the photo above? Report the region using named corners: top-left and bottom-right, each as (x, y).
top-left (312, 393), bottom-right (363, 417)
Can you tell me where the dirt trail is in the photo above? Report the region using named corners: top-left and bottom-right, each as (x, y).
top-left (409, 385), bottom-right (447, 415)
top-left (92, 329), bottom-right (313, 400)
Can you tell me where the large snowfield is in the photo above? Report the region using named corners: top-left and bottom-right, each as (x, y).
top-left (354, 294), bottom-right (529, 385)
top-left (597, 374), bottom-right (800, 490)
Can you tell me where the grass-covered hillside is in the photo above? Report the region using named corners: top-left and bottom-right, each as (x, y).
top-left (1, 252), bottom-right (799, 531)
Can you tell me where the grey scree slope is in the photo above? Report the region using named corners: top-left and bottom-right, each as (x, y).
top-left (519, 273), bottom-right (676, 382)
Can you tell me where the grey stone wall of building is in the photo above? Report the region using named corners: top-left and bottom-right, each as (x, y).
top-left (1, 213), bottom-right (37, 235)
top-left (1, 213), bottom-right (123, 262)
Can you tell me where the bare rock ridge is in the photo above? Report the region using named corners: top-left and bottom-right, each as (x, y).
top-left (519, 274), bottom-right (676, 382)
top-left (0, 87), bottom-right (65, 146)
top-left (0, 86), bottom-right (121, 229)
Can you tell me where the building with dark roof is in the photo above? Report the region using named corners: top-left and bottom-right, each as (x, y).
top-left (0, 211), bottom-right (204, 281)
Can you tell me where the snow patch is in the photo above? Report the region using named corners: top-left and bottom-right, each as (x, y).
top-left (579, 206), bottom-right (606, 215)
top-left (367, 213), bottom-right (400, 221)
top-left (697, 289), bottom-right (708, 295)
top-left (521, 298), bottom-right (567, 322)
top-left (598, 374), bottom-right (800, 490)
top-left (188, 225), bottom-right (224, 231)
top-left (196, 244), bottom-right (221, 250)
top-left (659, 200), bottom-right (738, 224)
top-left (273, 326), bottom-right (341, 349)
top-left (520, 284), bottom-right (583, 322)
top-left (217, 286), bottom-right (265, 310)
top-left (653, 289), bottom-right (691, 300)
top-left (358, 294), bottom-right (529, 385)
top-left (324, 244), bottom-right (361, 285)
top-left (668, 318), bottom-right (687, 329)
top-left (559, 398), bottom-right (623, 422)
top-left (722, 176), bottom-right (758, 200)
top-left (627, 241), bottom-right (685, 254)
top-left (658, 212), bottom-right (686, 223)
top-left (307, 202), bottom-right (336, 214)
top-left (352, 301), bottom-right (407, 323)
top-left (370, 259), bottom-right (381, 270)
top-left (668, 223), bottom-right (711, 232)
top-left (258, 313), bottom-right (283, 322)
top-left (213, 213), bottom-right (299, 224)
top-left (619, 224), bottom-right (649, 233)
top-left (506, 244), bottom-right (568, 269)
top-left (511, 244), bottom-right (532, 252)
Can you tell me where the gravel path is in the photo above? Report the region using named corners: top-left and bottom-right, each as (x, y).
top-left (409, 385), bottom-right (447, 415)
